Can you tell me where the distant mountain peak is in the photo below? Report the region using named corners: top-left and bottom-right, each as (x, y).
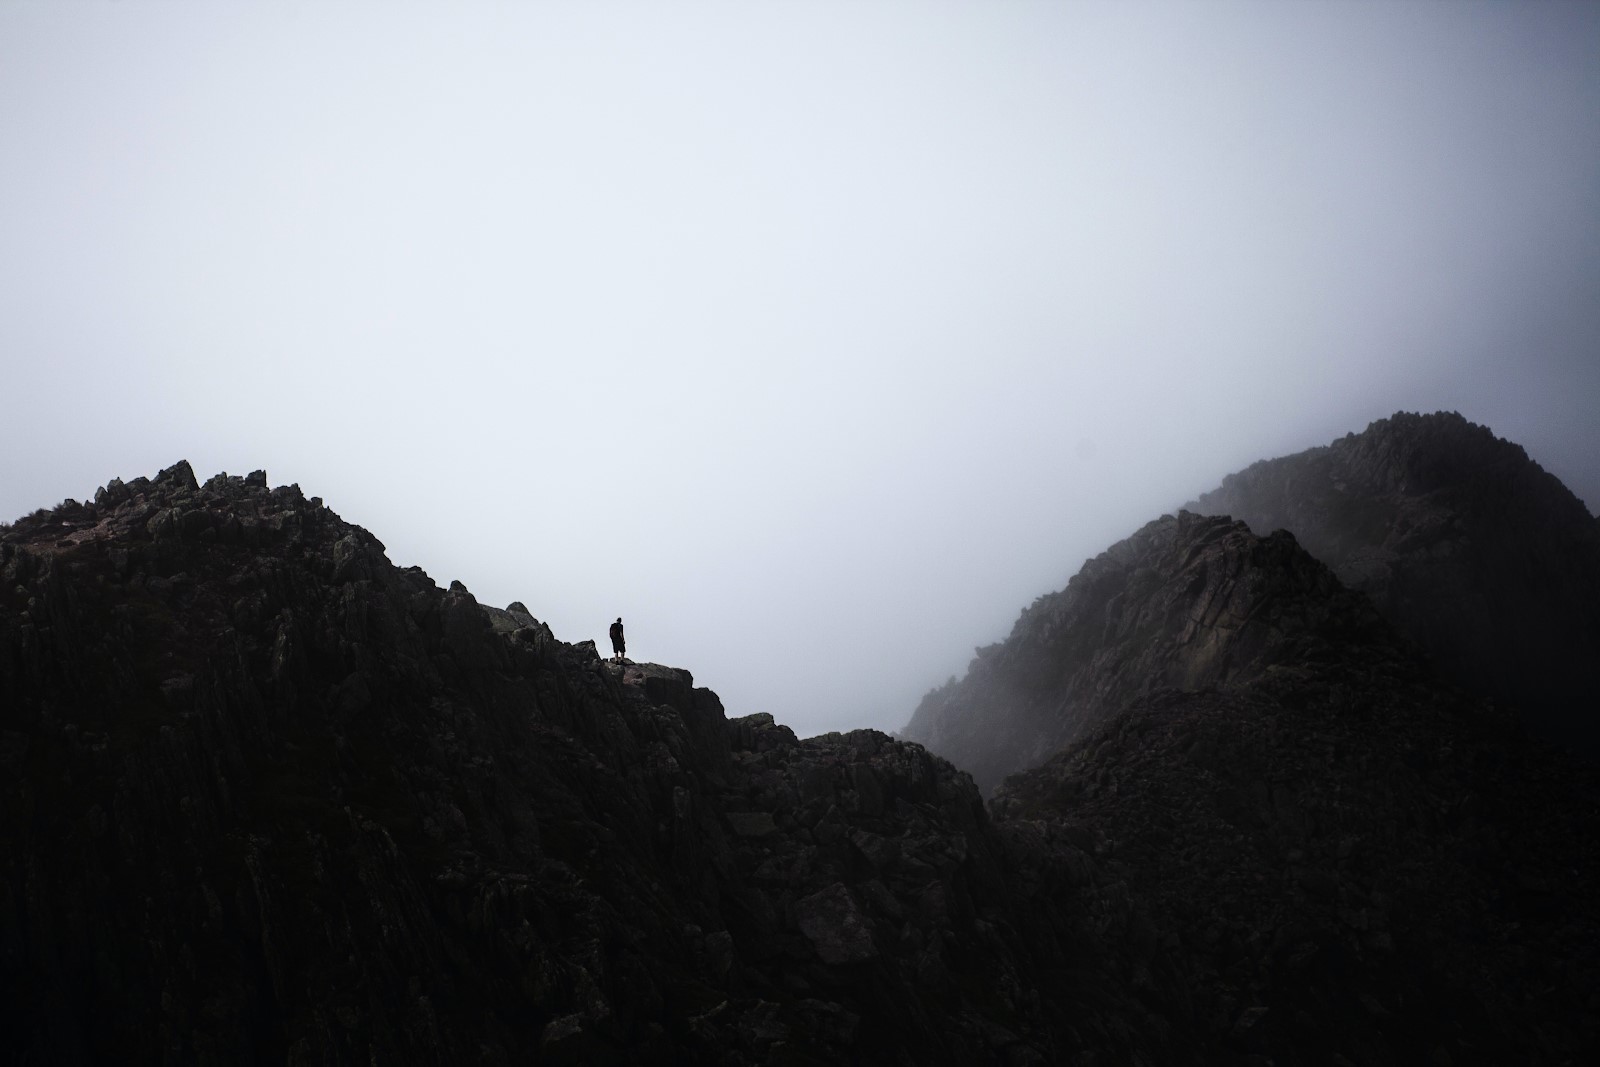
top-left (8, 446), bottom-right (1600, 1065)
top-left (1190, 410), bottom-right (1600, 749)
top-left (904, 411), bottom-right (1600, 791)
top-left (901, 509), bottom-right (1404, 793)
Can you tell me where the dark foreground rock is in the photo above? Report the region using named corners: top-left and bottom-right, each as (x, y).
top-left (5, 457), bottom-right (1597, 1065)
top-left (0, 463), bottom-right (1071, 1064)
top-left (996, 661), bottom-right (1600, 1065)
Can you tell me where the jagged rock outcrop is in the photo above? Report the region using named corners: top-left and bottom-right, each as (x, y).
top-left (1188, 411), bottom-right (1600, 752)
top-left (0, 461), bottom-right (1077, 1065)
top-left (897, 474), bottom-right (1600, 1063)
top-left (901, 510), bottom-right (1394, 793)
top-left (7, 455), bottom-right (1597, 1065)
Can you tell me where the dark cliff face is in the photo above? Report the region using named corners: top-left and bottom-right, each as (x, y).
top-left (897, 475), bottom-right (1600, 1063)
top-left (1187, 410), bottom-right (1600, 752)
top-left (6, 457), bottom-right (1597, 1066)
top-left (995, 655), bottom-right (1600, 1066)
top-left (900, 510), bottom-right (1393, 794)
top-left (0, 462), bottom-right (1080, 1065)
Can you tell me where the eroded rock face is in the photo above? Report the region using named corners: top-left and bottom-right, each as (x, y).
top-left (889, 431), bottom-right (1600, 1062)
top-left (1187, 410), bottom-right (1600, 752)
top-left (0, 463), bottom-right (1065, 1065)
top-left (901, 510), bottom-right (1391, 793)
top-left (6, 456), bottom-right (1596, 1066)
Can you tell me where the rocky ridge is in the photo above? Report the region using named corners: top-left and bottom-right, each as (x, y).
top-left (0, 461), bottom-right (1077, 1065)
top-left (1187, 410), bottom-right (1600, 752)
top-left (891, 416), bottom-right (1600, 1062)
top-left (901, 510), bottom-right (1395, 794)
top-left (5, 453), bottom-right (1597, 1065)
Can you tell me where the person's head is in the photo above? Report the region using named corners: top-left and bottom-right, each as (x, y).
top-left (616, 617), bottom-right (622, 624)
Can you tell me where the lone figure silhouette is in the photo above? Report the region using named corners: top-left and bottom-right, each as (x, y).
top-left (609, 617), bottom-right (626, 662)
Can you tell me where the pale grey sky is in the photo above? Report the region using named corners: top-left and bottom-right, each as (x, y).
top-left (4, 1), bottom-right (1597, 736)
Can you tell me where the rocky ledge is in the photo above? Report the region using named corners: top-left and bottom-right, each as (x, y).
top-left (4, 458), bottom-right (1596, 1065)
top-left (0, 461), bottom-right (1076, 1065)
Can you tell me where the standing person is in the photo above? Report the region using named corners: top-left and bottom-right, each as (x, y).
top-left (609, 617), bottom-right (626, 662)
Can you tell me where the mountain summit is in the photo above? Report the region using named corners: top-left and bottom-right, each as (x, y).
top-left (900, 510), bottom-right (1394, 793)
top-left (905, 412), bottom-right (1600, 791)
top-left (0, 462), bottom-right (1072, 1064)
top-left (5, 436), bottom-right (1597, 1064)
top-left (1188, 411), bottom-right (1600, 752)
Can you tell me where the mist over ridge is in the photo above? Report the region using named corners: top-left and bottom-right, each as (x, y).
top-left (4, 2), bottom-right (1598, 740)
top-left (6, 440), bottom-right (1596, 1063)
top-left (905, 410), bottom-right (1600, 793)
top-left (6, 5), bottom-right (1600, 1060)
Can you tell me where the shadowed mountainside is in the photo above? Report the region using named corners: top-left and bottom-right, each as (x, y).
top-left (901, 511), bottom-right (1393, 794)
top-left (1188, 410), bottom-right (1600, 752)
top-left (0, 462), bottom-right (1084, 1065)
top-left (995, 651), bottom-right (1600, 1065)
top-left (4, 455), bottom-right (1597, 1064)
top-left (891, 417), bottom-right (1600, 1061)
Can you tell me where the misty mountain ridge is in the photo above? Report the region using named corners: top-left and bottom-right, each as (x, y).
top-left (3, 410), bottom-right (1597, 1063)
top-left (901, 511), bottom-right (1399, 794)
top-left (1188, 410), bottom-right (1600, 751)
top-left (904, 410), bottom-right (1600, 789)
